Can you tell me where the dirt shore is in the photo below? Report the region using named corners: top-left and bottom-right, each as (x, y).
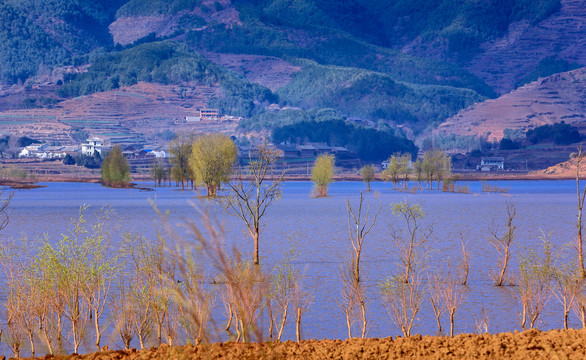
top-left (24, 328), bottom-right (586, 360)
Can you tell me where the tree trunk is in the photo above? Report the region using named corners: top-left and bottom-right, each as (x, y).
top-left (430, 297), bottom-right (442, 334)
top-left (277, 305), bottom-right (288, 341)
top-left (29, 332), bottom-right (35, 357)
top-left (360, 299), bottom-right (367, 339)
top-left (496, 249), bottom-right (509, 286)
top-left (345, 308), bottom-right (352, 339)
top-left (449, 309), bottom-right (455, 337)
top-left (296, 308), bottom-right (301, 343)
top-left (253, 231), bottom-right (260, 265)
top-left (564, 309), bottom-right (569, 330)
top-left (94, 310), bottom-right (101, 351)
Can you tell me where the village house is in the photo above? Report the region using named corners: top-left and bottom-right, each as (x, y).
top-left (81, 137), bottom-right (103, 156)
top-left (199, 108), bottom-right (220, 120)
top-left (479, 157), bottom-right (505, 171)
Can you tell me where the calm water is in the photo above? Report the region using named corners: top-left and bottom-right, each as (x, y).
top-left (1, 180), bottom-right (581, 352)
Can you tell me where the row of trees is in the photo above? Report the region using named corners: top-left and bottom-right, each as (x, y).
top-left (381, 150), bottom-right (452, 190)
top-left (166, 133), bottom-right (237, 196)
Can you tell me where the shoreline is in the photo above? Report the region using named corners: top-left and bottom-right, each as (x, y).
top-left (0, 170), bottom-right (579, 190)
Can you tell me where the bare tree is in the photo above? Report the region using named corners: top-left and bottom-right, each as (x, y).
top-left (272, 247), bottom-right (297, 341)
top-left (459, 229), bottom-right (470, 285)
top-left (489, 201), bottom-right (516, 286)
top-left (431, 264), bottom-right (466, 337)
top-left (291, 277), bottom-right (311, 343)
top-left (572, 278), bottom-right (586, 328)
top-left (516, 239), bottom-right (554, 329)
top-left (390, 201), bottom-right (431, 283)
top-left (340, 258), bottom-right (366, 338)
top-left (575, 145), bottom-right (586, 278)
top-left (346, 192), bottom-right (380, 283)
top-left (111, 282), bottom-right (135, 350)
top-left (552, 263), bottom-right (582, 329)
top-left (224, 142), bottom-right (285, 266)
top-left (380, 269), bottom-right (425, 337)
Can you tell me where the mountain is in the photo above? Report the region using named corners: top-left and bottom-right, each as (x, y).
top-left (0, 0), bottom-right (583, 154)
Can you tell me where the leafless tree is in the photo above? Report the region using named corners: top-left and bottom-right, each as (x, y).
top-left (516, 239), bottom-right (554, 329)
top-left (347, 192), bottom-right (380, 283)
top-left (459, 229), bottom-right (470, 285)
top-left (575, 145), bottom-right (586, 278)
top-left (224, 142), bottom-right (285, 266)
top-left (489, 201), bottom-right (516, 286)
top-left (572, 278), bottom-right (586, 328)
top-left (111, 282), bottom-right (135, 350)
top-left (291, 277), bottom-right (311, 343)
top-left (552, 264), bottom-right (581, 329)
top-left (431, 264), bottom-right (466, 337)
top-left (340, 258), bottom-right (366, 338)
top-left (271, 247), bottom-right (297, 341)
top-left (380, 269), bottom-right (425, 337)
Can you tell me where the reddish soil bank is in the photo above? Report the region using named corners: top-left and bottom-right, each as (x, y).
top-left (27, 329), bottom-right (586, 360)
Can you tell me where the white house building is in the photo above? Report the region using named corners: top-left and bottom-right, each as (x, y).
top-left (81, 137), bottom-right (103, 156)
top-left (479, 157), bottom-right (505, 171)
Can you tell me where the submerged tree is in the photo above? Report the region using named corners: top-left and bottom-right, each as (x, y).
top-left (575, 146), bottom-right (586, 278)
top-left (390, 201), bottom-right (431, 284)
top-left (168, 135), bottom-right (193, 190)
top-left (101, 145), bottom-right (131, 187)
top-left (311, 154), bottom-right (335, 197)
top-left (224, 142), bottom-right (284, 265)
top-left (190, 133), bottom-right (237, 197)
top-left (489, 201), bottom-right (516, 286)
top-left (360, 165), bottom-right (375, 192)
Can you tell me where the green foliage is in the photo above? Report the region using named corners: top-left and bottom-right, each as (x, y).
top-left (273, 60), bottom-right (484, 127)
top-left (526, 122), bottom-right (582, 145)
top-left (189, 133), bottom-right (237, 197)
top-left (0, 0), bottom-right (122, 83)
top-left (187, 20), bottom-right (494, 97)
top-left (271, 119), bottom-right (418, 162)
top-left (517, 56), bottom-right (582, 87)
top-left (499, 138), bottom-right (522, 150)
top-left (17, 136), bottom-right (40, 148)
top-left (75, 152), bottom-right (102, 169)
top-left (63, 154), bottom-right (76, 165)
top-left (311, 154), bottom-right (335, 197)
top-left (101, 145), bottom-right (131, 185)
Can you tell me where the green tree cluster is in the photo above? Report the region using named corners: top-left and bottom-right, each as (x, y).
top-left (101, 145), bottom-right (131, 186)
top-left (189, 133), bottom-right (237, 197)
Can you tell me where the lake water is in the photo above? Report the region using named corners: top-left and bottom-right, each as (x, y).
top-left (1, 179), bottom-right (582, 353)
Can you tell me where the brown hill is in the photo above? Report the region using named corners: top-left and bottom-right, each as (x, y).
top-left (436, 67), bottom-right (586, 141)
top-left (532, 154), bottom-right (586, 178)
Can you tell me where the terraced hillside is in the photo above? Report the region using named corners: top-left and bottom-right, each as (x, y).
top-left (0, 82), bottom-right (238, 146)
top-left (437, 67), bottom-right (586, 141)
